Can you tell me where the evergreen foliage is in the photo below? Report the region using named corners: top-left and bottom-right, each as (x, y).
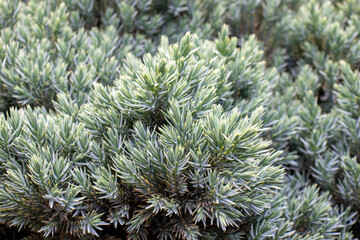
top-left (0, 33), bottom-right (285, 239)
top-left (0, 0), bottom-right (360, 239)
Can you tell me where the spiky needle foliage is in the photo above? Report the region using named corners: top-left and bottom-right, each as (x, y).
top-left (0, 33), bottom-right (287, 239)
top-left (1, 0), bottom-right (360, 239)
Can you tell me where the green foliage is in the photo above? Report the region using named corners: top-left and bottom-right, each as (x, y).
top-left (0, 32), bottom-right (286, 239)
top-left (0, 0), bottom-right (303, 112)
top-left (1, 0), bottom-right (360, 239)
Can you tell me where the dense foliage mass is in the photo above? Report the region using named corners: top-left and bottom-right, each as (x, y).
top-left (0, 0), bottom-right (360, 239)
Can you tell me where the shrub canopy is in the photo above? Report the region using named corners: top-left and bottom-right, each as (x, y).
top-left (0, 0), bottom-right (360, 239)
